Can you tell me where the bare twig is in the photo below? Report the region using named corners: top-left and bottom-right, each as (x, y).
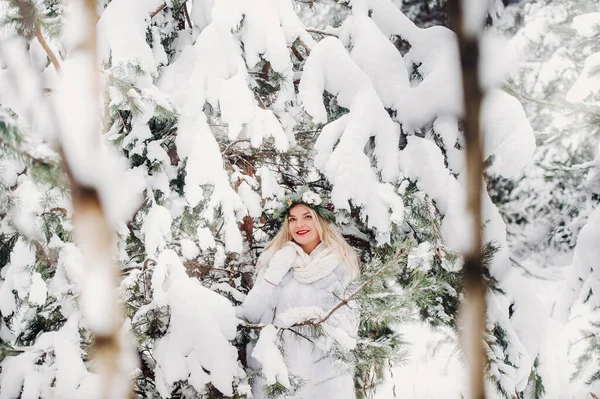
top-left (291, 44), bottom-right (305, 62)
top-left (296, 38), bottom-right (311, 56)
top-left (306, 29), bottom-right (338, 38)
top-left (389, 359), bottom-right (397, 398)
top-left (283, 327), bottom-right (315, 343)
top-left (182, 1), bottom-right (192, 30)
top-left (150, 3), bottom-right (167, 18)
top-left (35, 26), bottom-right (61, 71)
top-left (569, 333), bottom-right (596, 347)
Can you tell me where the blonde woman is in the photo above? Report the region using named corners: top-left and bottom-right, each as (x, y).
top-left (241, 187), bottom-right (360, 399)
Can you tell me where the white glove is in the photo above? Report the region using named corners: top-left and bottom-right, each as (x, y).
top-left (263, 243), bottom-right (298, 285)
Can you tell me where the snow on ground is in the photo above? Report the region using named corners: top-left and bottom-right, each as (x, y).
top-left (375, 259), bottom-right (600, 399)
top-left (375, 323), bottom-right (468, 399)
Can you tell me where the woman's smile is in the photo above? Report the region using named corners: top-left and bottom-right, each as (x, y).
top-left (288, 204), bottom-right (321, 253)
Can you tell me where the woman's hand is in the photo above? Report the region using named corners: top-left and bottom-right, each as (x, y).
top-left (263, 243), bottom-right (298, 285)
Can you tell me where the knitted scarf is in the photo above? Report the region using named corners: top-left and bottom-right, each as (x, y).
top-left (287, 242), bottom-right (342, 284)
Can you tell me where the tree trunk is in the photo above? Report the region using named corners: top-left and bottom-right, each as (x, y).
top-left (447, 1), bottom-right (488, 398)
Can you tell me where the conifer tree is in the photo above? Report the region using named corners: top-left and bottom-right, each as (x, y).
top-left (0, 1), bottom-right (551, 398)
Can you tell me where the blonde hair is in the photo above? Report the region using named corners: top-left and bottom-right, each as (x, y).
top-left (258, 205), bottom-right (360, 277)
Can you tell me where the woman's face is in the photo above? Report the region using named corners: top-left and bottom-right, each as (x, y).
top-left (288, 204), bottom-right (321, 253)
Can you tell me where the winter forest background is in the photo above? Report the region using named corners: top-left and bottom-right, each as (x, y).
top-left (0, 0), bottom-right (599, 398)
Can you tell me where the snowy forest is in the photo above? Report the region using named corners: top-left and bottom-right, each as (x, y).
top-left (0, 0), bottom-right (599, 398)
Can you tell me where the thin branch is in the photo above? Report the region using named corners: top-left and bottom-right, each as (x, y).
top-left (506, 85), bottom-right (600, 117)
top-left (35, 26), bottom-right (61, 72)
top-left (290, 44), bottom-right (304, 62)
top-left (283, 327), bottom-right (315, 343)
top-left (182, 1), bottom-right (192, 30)
top-left (306, 29), bottom-right (338, 38)
top-left (569, 333), bottom-right (596, 348)
top-left (240, 249), bottom-right (406, 331)
top-left (116, 109), bottom-right (128, 133)
top-left (296, 38), bottom-right (311, 56)
top-left (150, 3), bottom-right (167, 18)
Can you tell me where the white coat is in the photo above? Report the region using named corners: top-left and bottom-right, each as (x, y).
top-left (242, 242), bottom-right (359, 399)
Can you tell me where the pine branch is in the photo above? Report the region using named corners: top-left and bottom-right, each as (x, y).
top-left (240, 249), bottom-right (406, 331)
top-left (296, 39), bottom-right (311, 56)
top-left (302, 249), bottom-right (406, 327)
top-left (505, 85), bottom-right (600, 118)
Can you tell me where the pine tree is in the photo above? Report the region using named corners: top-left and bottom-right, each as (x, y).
top-left (0, 0), bottom-right (549, 398)
top-left (495, 0), bottom-right (600, 261)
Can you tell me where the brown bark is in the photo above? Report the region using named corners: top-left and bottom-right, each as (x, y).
top-left (447, 1), bottom-right (487, 399)
top-left (151, 3), bottom-right (167, 18)
top-left (35, 26), bottom-right (61, 72)
top-left (62, 1), bottom-right (131, 398)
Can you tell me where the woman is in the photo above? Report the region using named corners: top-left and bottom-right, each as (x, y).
top-left (241, 188), bottom-right (360, 399)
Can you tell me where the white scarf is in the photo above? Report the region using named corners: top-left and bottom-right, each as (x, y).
top-left (287, 242), bottom-right (342, 284)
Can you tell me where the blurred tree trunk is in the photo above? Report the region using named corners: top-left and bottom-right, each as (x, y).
top-left (447, 1), bottom-right (488, 398)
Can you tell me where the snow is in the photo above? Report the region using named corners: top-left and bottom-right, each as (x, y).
top-left (0, 314), bottom-right (101, 399)
top-left (48, 242), bottom-right (85, 298)
top-left (479, 32), bottom-right (519, 90)
top-left (565, 52), bottom-right (600, 104)
top-left (146, 141), bottom-right (171, 166)
top-left (180, 238), bottom-right (199, 260)
top-left (29, 272), bottom-right (48, 306)
top-left (275, 306), bottom-right (325, 328)
top-left (481, 89), bottom-right (536, 177)
top-left (572, 12), bottom-right (600, 38)
top-left (53, 315), bottom-right (99, 398)
top-left (339, 15), bottom-right (410, 109)
top-left (97, 0), bottom-right (165, 75)
top-left (141, 203), bottom-right (173, 257)
top-left (0, 37), bottom-right (56, 142)
top-left (0, 239), bottom-right (36, 316)
top-left (238, 181), bottom-right (263, 218)
top-left (190, 0), bottom-right (214, 31)
top-left (407, 242), bottom-right (434, 272)
top-left (10, 176), bottom-right (43, 239)
top-left (0, 352), bottom-right (39, 399)
top-left (220, 71), bottom-right (256, 139)
top-left (251, 324), bottom-right (290, 388)
top-left (460, 0), bottom-right (490, 37)
top-left (2, 0), bottom-right (598, 397)
top-left (55, 56), bottom-right (145, 228)
top-left (554, 205), bottom-right (600, 322)
top-left (158, 20), bottom-right (251, 251)
top-left (145, 250), bottom-right (242, 397)
top-left (247, 107), bottom-right (290, 152)
top-left (197, 226), bottom-right (216, 251)
top-left (433, 116), bottom-right (464, 174)
top-left (374, 323), bottom-right (469, 399)
top-left (299, 36), bottom-right (404, 238)
top-left (325, 326), bottom-right (357, 351)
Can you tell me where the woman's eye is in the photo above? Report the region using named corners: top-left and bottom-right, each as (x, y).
top-left (305, 215), bottom-right (312, 219)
